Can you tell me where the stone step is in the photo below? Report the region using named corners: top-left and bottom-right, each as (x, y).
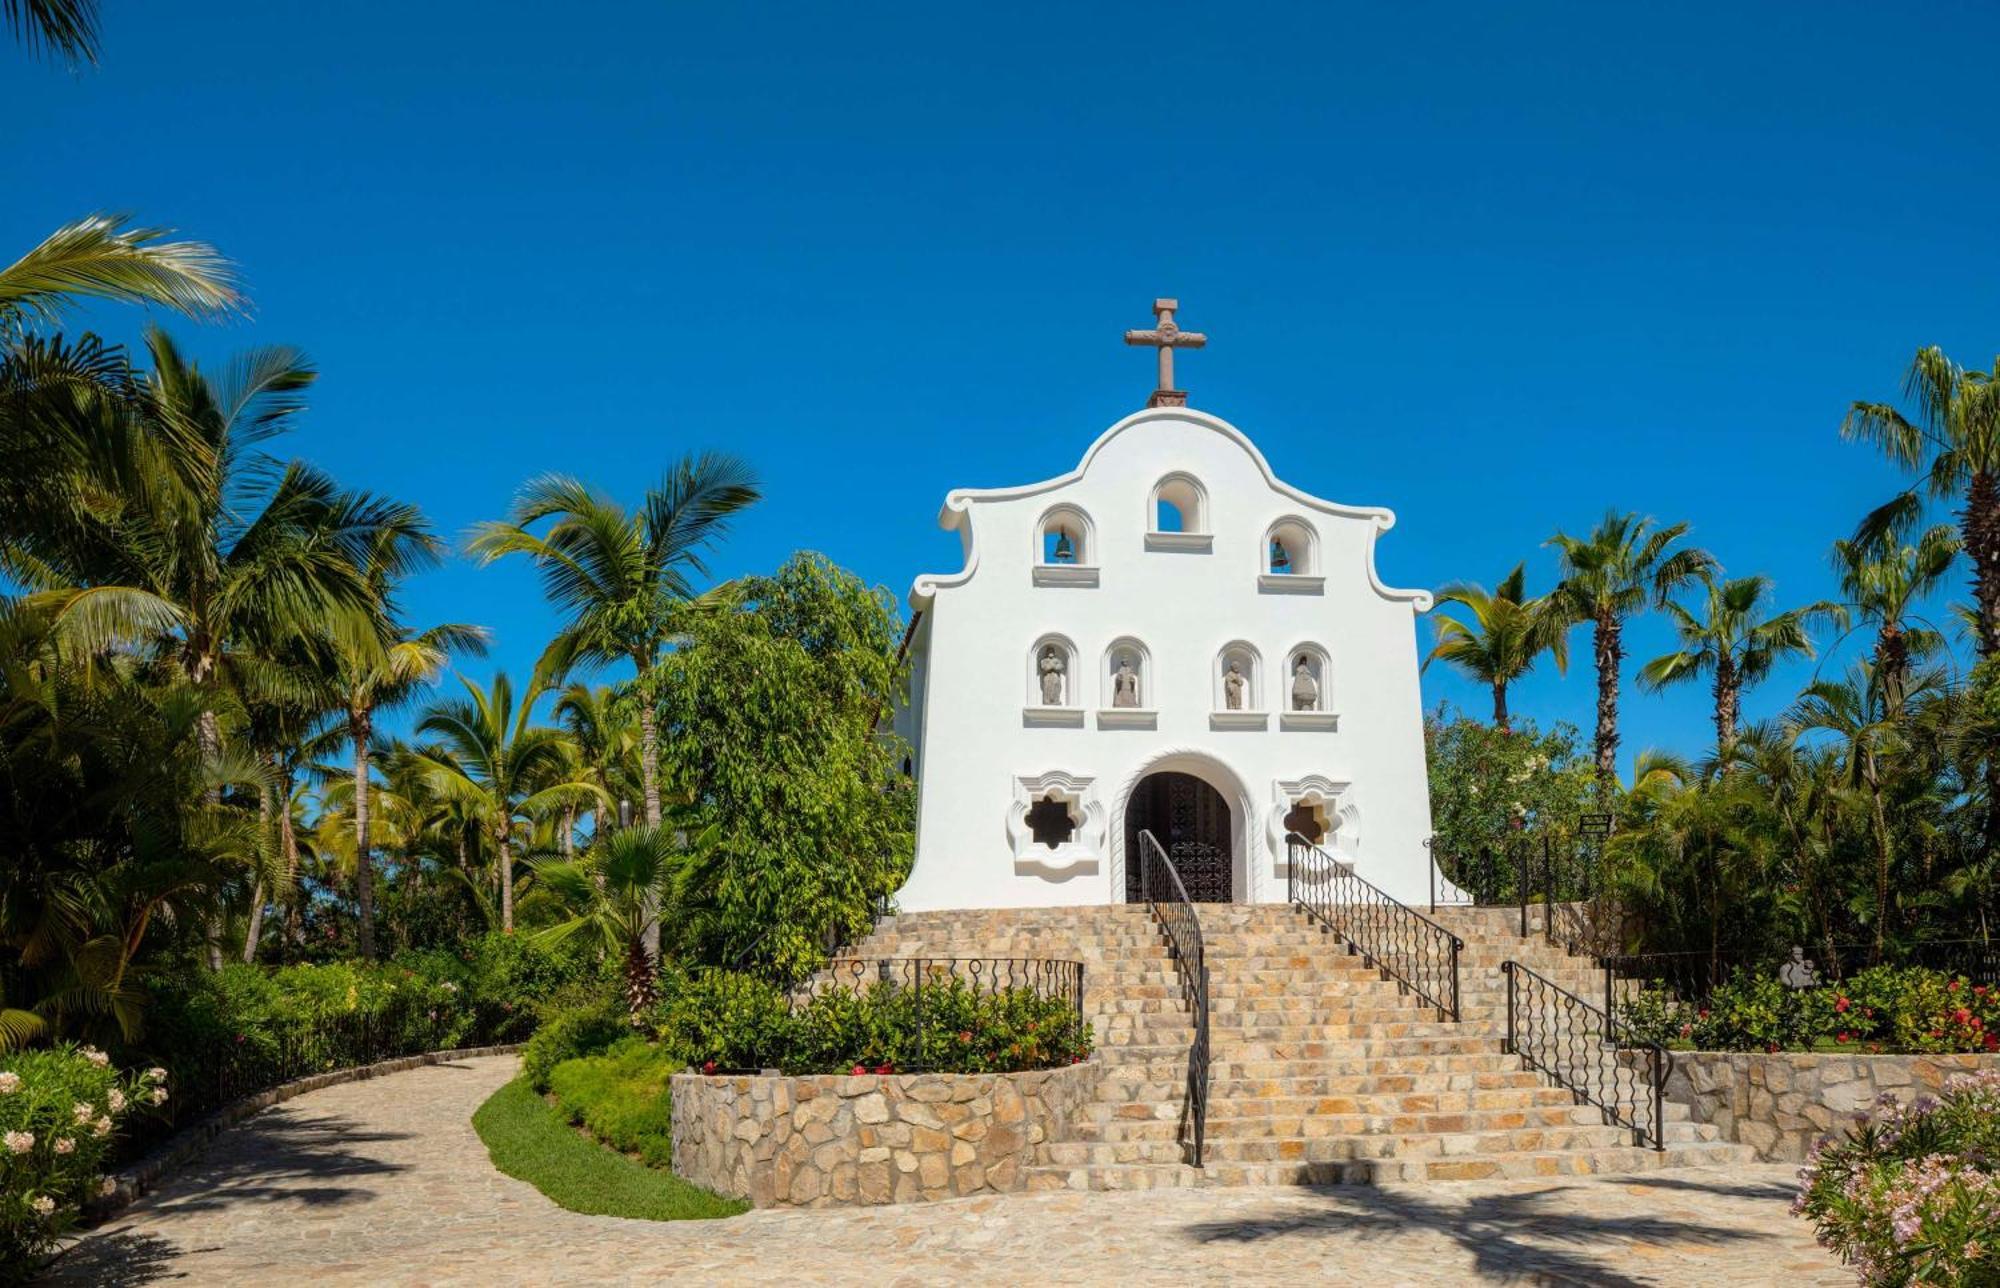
top-left (1084, 1083), bottom-right (1583, 1121)
top-left (1037, 1120), bottom-right (1724, 1168)
top-left (1075, 1102), bottom-right (1628, 1143)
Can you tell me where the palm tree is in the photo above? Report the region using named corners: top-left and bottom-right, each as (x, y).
top-left (333, 525), bottom-right (487, 959)
top-left (1424, 564), bottom-right (1569, 731)
top-left (1549, 512), bottom-right (1714, 797)
top-left (415, 672), bottom-right (600, 933)
top-left (1831, 522), bottom-right (1958, 713)
top-left (2, 214), bottom-right (239, 331)
top-left (468, 456), bottom-right (758, 956)
top-left (6, 0), bottom-right (98, 63)
top-left (1843, 348), bottom-right (1999, 655)
top-left (554, 681), bottom-right (638, 842)
top-left (1640, 574), bottom-right (1823, 757)
top-left (532, 826), bottom-right (704, 1021)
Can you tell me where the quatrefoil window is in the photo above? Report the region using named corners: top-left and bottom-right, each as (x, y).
top-left (1025, 793), bottom-right (1078, 849)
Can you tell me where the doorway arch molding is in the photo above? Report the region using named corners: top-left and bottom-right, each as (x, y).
top-left (1109, 747), bottom-right (1260, 904)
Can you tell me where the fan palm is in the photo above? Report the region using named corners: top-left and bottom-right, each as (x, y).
top-left (1548, 511), bottom-right (1714, 797)
top-left (415, 672), bottom-right (602, 932)
top-left (534, 824), bottom-right (719, 1022)
top-left (1831, 521), bottom-right (1958, 713)
top-left (1423, 563), bottom-right (1569, 731)
top-left (1639, 574), bottom-right (1824, 756)
top-left (1843, 347), bottom-right (2000, 654)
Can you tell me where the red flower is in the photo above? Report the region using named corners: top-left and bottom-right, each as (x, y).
top-left (1985, 1033), bottom-right (1999, 1053)
top-left (957, 1031), bottom-right (972, 1044)
top-left (1766, 1042), bottom-right (1780, 1053)
top-left (1834, 997), bottom-right (1851, 1014)
top-left (1948, 979), bottom-right (1962, 992)
top-left (1867, 1043), bottom-right (1883, 1054)
top-left (1953, 1008), bottom-right (1973, 1025)
top-left (1836, 1032), bottom-right (1851, 1044)
top-left (701, 1060), bottom-right (717, 1075)
top-left (851, 1065), bottom-right (866, 1075)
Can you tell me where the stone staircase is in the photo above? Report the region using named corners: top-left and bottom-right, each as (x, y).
top-left (841, 901), bottom-right (1753, 1190)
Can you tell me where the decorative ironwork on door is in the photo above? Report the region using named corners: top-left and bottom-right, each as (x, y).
top-left (1125, 772), bottom-right (1232, 902)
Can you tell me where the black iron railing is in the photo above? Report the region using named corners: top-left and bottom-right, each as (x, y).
top-left (1605, 939), bottom-right (2000, 1010)
top-left (1503, 959), bottom-right (1667, 1151)
top-left (1288, 833), bottom-right (1463, 1021)
top-left (1137, 828), bottom-right (1210, 1168)
top-left (809, 956), bottom-right (1088, 1072)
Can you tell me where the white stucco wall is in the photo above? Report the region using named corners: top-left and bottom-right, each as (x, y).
top-left (895, 406), bottom-right (1440, 910)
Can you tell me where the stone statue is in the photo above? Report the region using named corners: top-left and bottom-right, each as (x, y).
top-left (1038, 646), bottom-right (1066, 706)
top-left (1223, 660), bottom-right (1247, 710)
top-left (1290, 656), bottom-right (1319, 712)
top-left (1112, 658), bottom-right (1141, 708)
top-left (1778, 945), bottom-right (1820, 990)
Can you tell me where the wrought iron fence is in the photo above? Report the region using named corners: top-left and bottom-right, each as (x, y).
top-left (1288, 832), bottom-right (1463, 1022)
top-left (1137, 828), bottom-right (1210, 1168)
top-left (1503, 959), bottom-right (1667, 1151)
top-left (1605, 939), bottom-right (2000, 1010)
top-left (807, 956), bottom-right (1088, 1073)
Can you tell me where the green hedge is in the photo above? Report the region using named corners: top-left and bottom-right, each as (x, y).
top-left (546, 1037), bottom-right (679, 1168)
top-left (1618, 966), bottom-right (1999, 1053)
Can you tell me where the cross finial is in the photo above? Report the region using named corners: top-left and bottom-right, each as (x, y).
top-left (1123, 298), bottom-right (1207, 408)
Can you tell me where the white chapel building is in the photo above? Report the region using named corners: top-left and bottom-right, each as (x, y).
top-left (891, 301), bottom-right (1442, 911)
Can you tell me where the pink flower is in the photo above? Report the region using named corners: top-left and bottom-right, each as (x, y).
top-left (53, 1137), bottom-right (74, 1155)
top-left (5, 1130), bottom-right (34, 1154)
top-left (29, 1195), bottom-right (54, 1218)
top-left (99, 1177), bottom-right (117, 1197)
top-left (150, 1087), bottom-right (168, 1105)
top-left (0, 1072), bottom-right (19, 1095)
top-left (73, 1102), bottom-right (93, 1124)
top-left (107, 1089), bottom-right (126, 1113)
top-left (80, 1046), bottom-right (109, 1068)
top-left (92, 1117), bottom-right (111, 1138)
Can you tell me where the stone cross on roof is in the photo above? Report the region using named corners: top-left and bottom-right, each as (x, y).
top-left (1123, 298), bottom-right (1207, 409)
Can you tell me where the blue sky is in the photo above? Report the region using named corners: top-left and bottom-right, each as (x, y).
top-left (8, 2), bottom-right (1998, 771)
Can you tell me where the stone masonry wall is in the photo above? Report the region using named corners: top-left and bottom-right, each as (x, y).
top-left (1663, 1052), bottom-right (2000, 1161)
top-left (670, 1060), bottom-right (1102, 1207)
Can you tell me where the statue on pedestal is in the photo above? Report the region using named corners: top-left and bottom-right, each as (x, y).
top-left (1778, 946), bottom-right (1820, 990)
top-left (1038, 646), bottom-right (1066, 706)
top-left (1290, 656), bottom-right (1320, 712)
top-left (1223, 660), bottom-right (1247, 711)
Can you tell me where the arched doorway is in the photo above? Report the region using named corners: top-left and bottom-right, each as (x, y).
top-left (1124, 771), bottom-right (1233, 902)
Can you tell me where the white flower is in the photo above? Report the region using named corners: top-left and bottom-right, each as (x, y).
top-left (5, 1130), bottom-right (34, 1154)
top-left (145, 1067), bottom-right (167, 1083)
top-left (29, 1195), bottom-right (54, 1218)
top-left (99, 1176), bottom-right (117, 1197)
top-left (150, 1087), bottom-right (168, 1105)
top-left (73, 1102), bottom-right (93, 1124)
top-left (92, 1117), bottom-right (111, 1138)
top-left (80, 1046), bottom-right (109, 1068)
top-left (53, 1137), bottom-right (74, 1155)
top-left (0, 1071), bottom-right (19, 1094)
top-left (107, 1089), bottom-right (126, 1113)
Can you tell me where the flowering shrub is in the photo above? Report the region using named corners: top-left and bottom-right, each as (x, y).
top-left (1794, 1068), bottom-right (2000, 1285)
top-left (1617, 966), bottom-right (2000, 1054)
top-left (0, 1045), bottom-right (166, 1275)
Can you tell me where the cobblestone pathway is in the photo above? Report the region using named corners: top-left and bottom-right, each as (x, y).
top-left (51, 1054), bottom-right (1849, 1286)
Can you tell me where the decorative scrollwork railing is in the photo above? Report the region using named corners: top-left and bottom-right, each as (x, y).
top-left (807, 957), bottom-right (1088, 1073)
top-left (1287, 833), bottom-right (1463, 1021)
top-left (1137, 828), bottom-right (1210, 1168)
top-left (1502, 960), bottom-right (1667, 1151)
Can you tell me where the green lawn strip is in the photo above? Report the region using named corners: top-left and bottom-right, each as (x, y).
top-left (472, 1075), bottom-right (746, 1221)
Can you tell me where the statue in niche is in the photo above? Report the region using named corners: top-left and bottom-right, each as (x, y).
top-left (1111, 657), bottom-right (1142, 708)
top-left (1778, 946), bottom-right (1821, 990)
top-left (1290, 656), bottom-right (1320, 712)
top-left (1038, 646), bottom-right (1066, 705)
top-left (1223, 660), bottom-right (1247, 710)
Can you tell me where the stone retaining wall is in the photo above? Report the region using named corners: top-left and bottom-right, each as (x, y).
top-left (670, 1060), bottom-right (1102, 1207)
top-left (1663, 1051), bottom-right (2000, 1161)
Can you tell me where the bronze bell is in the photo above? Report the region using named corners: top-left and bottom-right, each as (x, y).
top-left (1053, 528), bottom-right (1075, 563)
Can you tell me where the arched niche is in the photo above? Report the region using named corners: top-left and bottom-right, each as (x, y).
top-left (1147, 473), bottom-right (1213, 552)
top-left (1033, 505), bottom-right (1099, 587)
top-left (1213, 641), bottom-right (1263, 712)
top-left (1265, 516), bottom-right (1319, 575)
top-left (1098, 637), bottom-right (1155, 726)
top-left (1279, 643), bottom-right (1338, 730)
top-left (1027, 633), bottom-right (1079, 708)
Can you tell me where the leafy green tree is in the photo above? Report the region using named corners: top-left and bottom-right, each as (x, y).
top-left (1424, 707), bottom-right (1594, 893)
top-left (655, 553), bottom-right (913, 980)
top-left (1640, 573), bottom-right (1823, 757)
top-left (415, 673), bottom-right (600, 933)
top-left (1423, 564), bottom-right (1569, 731)
top-left (1548, 511), bottom-right (1713, 798)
